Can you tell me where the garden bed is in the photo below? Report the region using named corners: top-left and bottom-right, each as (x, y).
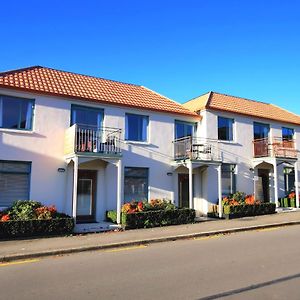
top-left (107, 199), bottom-right (195, 229)
top-left (0, 200), bottom-right (74, 238)
top-left (0, 218), bottom-right (74, 238)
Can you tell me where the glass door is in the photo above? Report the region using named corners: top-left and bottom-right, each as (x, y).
top-left (76, 170), bottom-right (97, 223)
top-left (253, 122), bottom-right (270, 157)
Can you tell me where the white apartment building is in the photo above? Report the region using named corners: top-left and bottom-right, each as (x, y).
top-left (0, 67), bottom-right (299, 231)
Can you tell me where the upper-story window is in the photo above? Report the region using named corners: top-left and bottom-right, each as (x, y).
top-left (0, 95), bottom-right (34, 130)
top-left (282, 127), bottom-right (294, 141)
top-left (253, 122), bottom-right (269, 140)
top-left (71, 105), bottom-right (103, 128)
top-left (218, 117), bottom-right (234, 141)
top-left (175, 121), bottom-right (194, 139)
top-left (125, 113), bottom-right (148, 142)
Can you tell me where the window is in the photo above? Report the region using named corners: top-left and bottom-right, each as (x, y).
top-left (0, 95), bottom-right (34, 130)
top-left (124, 167), bottom-right (149, 202)
top-left (254, 122), bottom-right (269, 140)
top-left (218, 117), bottom-right (234, 141)
top-left (282, 127), bottom-right (294, 141)
top-left (175, 121), bottom-right (194, 139)
top-left (0, 161), bottom-right (31, 207)
top-left (284, 167), bottom-right (295, 194)
top-left (221, 164), bottom-right (236, 195)
top-left (71, 105), bottom-right (103, 128)
top-left (125, 113), bottom-right (148, 142)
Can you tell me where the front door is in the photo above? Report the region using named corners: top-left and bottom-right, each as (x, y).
top-left (257, 169), bottom-right (270, 202)
top-left (77, 170), bottom-right (97, 223)
top-left (178, 174), bottom-right (189, 208)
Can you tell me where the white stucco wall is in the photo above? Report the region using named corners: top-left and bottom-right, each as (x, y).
top-left (0, 88), bottom-right (196, 220)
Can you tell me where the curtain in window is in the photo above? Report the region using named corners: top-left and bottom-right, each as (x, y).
top-left (125, 114), bottom-right (129, 140)
top-left (0, 97), bottom-right (2, 127)
top-left (142, 116), bottom-right (148, 141)
top-left (25, 102), bottom-right (33, 130)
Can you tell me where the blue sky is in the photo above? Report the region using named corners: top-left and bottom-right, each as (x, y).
top-left (1, 0), bottom-right (300, 114)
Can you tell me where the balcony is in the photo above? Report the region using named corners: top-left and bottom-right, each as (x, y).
top-left (64, 124), bottom-right (122, 157)
top-left (253, 137), bottom-right (297, 159)
top-left (173, 136), bottom-right (220, 161)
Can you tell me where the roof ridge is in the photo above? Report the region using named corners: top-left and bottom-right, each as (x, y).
top-left (270, 103), bottom-right (300, 118)
top-left (0, 65), bottom-right (141, 88)
top-left (211, 91), bottom-right (270, 105)
top-left (0, 65), bottom-right (43, 76)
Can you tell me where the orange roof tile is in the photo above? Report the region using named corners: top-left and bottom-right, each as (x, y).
top-left (183, 91), bottom-right (300, 125)
top-left (0, 66), bottom-right (198, 118)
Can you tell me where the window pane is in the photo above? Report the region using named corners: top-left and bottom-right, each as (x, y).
top-left (221, 164), bottom-right (236, 195)
top-left (254, 122), bottom-right (269, 140)
top-left (284, 167), bottom-right (295, 193)
top-left (175, 121), bottom-right (194, 139)
top-left (0, 161), bottom-right (31, 207)
top-left (0, 96), bottom-right (34, 130)
top-left (71, 106), bottom-right (103, 127)
top-left (126, 114), bottom-right (148, 141)
top-left (218, 117), bottom-right (234, 141)
top-left (124, 167), bottom-right (148, 202)
top-left (282, 127), bottom-right (294, 140)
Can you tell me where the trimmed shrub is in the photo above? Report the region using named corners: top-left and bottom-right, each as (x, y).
top-left (107, 208), bottom-right (195, 229)
top-left (223, 203), bottom-right (276, 219)
top-left (0, 217), bottom-right (74, 238)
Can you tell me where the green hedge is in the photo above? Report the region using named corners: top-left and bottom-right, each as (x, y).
top-left (279, 198), bottom-right (296, 208)
top-left (107, 208), bottom-right (196, 229)
top-left (0, 218), bottom-right (74, 238)
top-left (223, 203), bottom-right (276, 219)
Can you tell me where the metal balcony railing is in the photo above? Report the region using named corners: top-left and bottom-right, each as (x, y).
top-left (253, 137), bottom-right (297, 159)
top-left (64, 124), bottom-right (122, 156)
top-left (173, 136), bottom-right (221, 161)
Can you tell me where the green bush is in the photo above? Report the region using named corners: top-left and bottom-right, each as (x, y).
top-left (0, 218), bottom-right (74, 238)
top-left (107, 208), bottom-right (195, 229)
top-left (9, 200), bottom-right (42, 220)
top-left (223, 203), bottom-right (276, 219)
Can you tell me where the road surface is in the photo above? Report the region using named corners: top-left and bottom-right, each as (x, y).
top-left (1, 225), bottom-right (300, 299)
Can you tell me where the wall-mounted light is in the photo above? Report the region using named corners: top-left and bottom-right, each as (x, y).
top-left (57, 168), bottom-right (66, 173)
top-left (167, 172), bottom-right (173, 176)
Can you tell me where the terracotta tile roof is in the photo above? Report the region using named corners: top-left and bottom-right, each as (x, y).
top-left (0, 66), bottom-right (197, 118)
top-left (183, 91), bottom-right (300, 125)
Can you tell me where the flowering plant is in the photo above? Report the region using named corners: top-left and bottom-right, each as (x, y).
top-left (222, 192), bottom-right (258, 206)
top-left (121, 199), bottom-right (175, 214)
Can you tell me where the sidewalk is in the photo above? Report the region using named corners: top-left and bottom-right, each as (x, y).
top-left (1, 210), bottom-right (300, 262)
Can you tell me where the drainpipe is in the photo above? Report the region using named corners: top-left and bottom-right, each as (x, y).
top-left (189, 161), bottom-right (193, 209)
top-left (116, 159), bottom-right (122, 224)
top-left (295, 162), bottom-right (299, 208)
top-left (72, 156), bottom-right (79, 224)
top-left (217, 164), bottom-right (222, 218)
top-left (273, 162), bottom-right (279, 207)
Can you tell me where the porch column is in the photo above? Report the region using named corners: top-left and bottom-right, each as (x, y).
top-left (217, 164), bottom-right (222, 218)
top-left (72, 156), bottom-right (79, 222)
top-left (189, 161), bottom-right (193, 209)
top-left (116, 159), bottom-right (122, 224)
top-left (273, 162), bottom-right (279, 207)
top-left (295, 162), bottom-right (299, 208)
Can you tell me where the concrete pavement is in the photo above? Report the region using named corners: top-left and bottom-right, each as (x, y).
top-left (1, 210), bottom-right (300, 262)
top-left (2, 224), bottom-right (300, 299)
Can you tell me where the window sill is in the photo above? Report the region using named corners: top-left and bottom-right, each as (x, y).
top-left (124, 140), bottom-right (150, 146)
top-left (0, 128), bottom-right (34, 134)
top-left (217, 140), bottom-right (238, 145)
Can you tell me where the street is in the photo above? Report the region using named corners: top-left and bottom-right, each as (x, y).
top-left (1, 225), bottom-right (300, 300)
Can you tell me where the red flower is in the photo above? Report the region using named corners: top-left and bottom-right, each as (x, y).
top-left (1, 214), bottom-right (10, 222)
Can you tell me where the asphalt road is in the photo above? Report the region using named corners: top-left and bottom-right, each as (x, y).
top-left (2, 225), bottom-right (300, 300)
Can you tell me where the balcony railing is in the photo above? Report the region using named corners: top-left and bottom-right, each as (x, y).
top-left (173, 136), bottom-right (220, 161)
top-left (253, 137), bottom-right (297, 159)
top-left (64, 124), bottom-right (122, 156)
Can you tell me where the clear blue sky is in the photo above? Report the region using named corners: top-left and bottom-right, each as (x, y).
top-left (1, 0), bottom-right (300, 114)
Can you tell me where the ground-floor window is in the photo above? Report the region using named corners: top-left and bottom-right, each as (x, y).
top-left (0, 161), bottom-right (31, 207)
top-left (284, 167), bottom-right (295, 194)
top-left (124, 167), bottom-right (149, 203)
top-left (221, 164), bottom-right (236, 196)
